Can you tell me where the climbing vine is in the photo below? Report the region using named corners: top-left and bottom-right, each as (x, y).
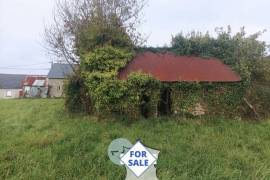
top-left (170, 82), bottom-right (245, 117)
top-left (64, 27), bottom-right (269, 119)
top-left (64, 45), bottom-right (245, 118)
top-left (79, 46), bottom-right (160, 118)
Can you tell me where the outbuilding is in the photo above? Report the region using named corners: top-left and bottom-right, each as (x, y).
top-left (22, 75), bottom-right (48, 98)
top-left (118, 52), bottom-right (241, 116)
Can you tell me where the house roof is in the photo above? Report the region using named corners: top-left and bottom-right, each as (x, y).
top-left (48, 63), bottom-right (74, 79)
top-left (23, 76), bottom-right (47, 87)
top-left (0, 74), bottom-right (26, 89)
top-left (118, 52), bottom-right (241, 82)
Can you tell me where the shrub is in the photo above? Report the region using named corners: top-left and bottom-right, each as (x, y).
top-left (64, 75), bottom-right (92, 113)
top-left (241, 60), bottom-right (270, 119)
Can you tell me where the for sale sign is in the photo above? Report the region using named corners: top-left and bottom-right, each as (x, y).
top-left (108, 138), bottom-right (159, 179)
top-left (120, 141), bottom-right (157, 177)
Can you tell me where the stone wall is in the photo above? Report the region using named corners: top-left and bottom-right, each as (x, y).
top-left (48, 79), bottom-right (65, 98)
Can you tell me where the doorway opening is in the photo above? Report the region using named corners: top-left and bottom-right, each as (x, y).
top-left (140, 94), bottom-right (151, 118)
top-left (158, 87), bottom-right (172, 116)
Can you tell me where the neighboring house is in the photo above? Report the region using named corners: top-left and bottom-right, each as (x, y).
top-left (48, 63), bottom-right (74, 97)
top-left (22, 75), bottom-right (48, 98)
top-left (0, 74), bottom-right (26, 99)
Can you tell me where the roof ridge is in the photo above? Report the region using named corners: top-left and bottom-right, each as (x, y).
top-left (140, 51), bottom-right (221, 60)
top-left (0, 73), bottom-right (27, 76)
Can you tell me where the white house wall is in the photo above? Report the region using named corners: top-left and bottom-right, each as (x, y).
top-left (0, 89), bottom-right (21, 99)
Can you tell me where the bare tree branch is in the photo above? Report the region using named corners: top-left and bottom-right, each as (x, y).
top-left (44, 0), bottom-right (147, 71)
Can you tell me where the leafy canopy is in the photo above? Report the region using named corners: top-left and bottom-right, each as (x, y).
top-left (171, 27), bottom-right (267, 66)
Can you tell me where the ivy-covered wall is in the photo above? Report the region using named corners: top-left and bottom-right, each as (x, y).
top-left (170, 82), bottom-right (245, 117)
top-left (66, 45), bottom-right (244, 119)
top-left (75, 46), bottom-right (161, 119)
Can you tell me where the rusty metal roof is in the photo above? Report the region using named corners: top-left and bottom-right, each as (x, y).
top-left (23, 76), bottom-right (47, 87)
top-left (118, 52), bottom-right (241, 82)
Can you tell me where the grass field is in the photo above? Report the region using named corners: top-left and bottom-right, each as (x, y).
top-left (1, 99), bottom-right (270, 179)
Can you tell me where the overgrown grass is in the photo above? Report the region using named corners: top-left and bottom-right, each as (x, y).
top-left (1, 99), bottom-right (270, 179)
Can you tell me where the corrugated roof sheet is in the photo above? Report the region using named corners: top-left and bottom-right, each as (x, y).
top-left (23, 76), bottom-right (47, 87)
top-left (48, 63), bottom-right (74, 79)
top-left (32, 80), bottom-right (46, 87)
top-left (118, 52), bottom-right (241, 82)
top-left (0, 74), bottom-right (26, 89)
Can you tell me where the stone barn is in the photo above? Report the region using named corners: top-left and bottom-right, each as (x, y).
top-left (118, 52), bottom-right (241, 116)
top-left (48, 63), bottom-right (74, 98)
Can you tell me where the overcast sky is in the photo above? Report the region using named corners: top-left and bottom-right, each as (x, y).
top-left (0, 0), bottom-right (269, 75)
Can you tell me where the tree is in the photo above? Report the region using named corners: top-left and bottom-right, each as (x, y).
top-left (44, 0), bottom-right (147, 69)
top-left (46, 0), bottom-right (147, 114)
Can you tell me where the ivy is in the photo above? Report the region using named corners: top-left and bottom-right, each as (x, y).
top-left (169, 82), bottom-right (245, 117)
top-left (81, 46), bottom-right (133, 73)
top-left (76, 45), bottom-right (246, 118)
top-left (80, 46), bottom-right (160, 118)
top-left (66, 44), bottom-right (247, 118)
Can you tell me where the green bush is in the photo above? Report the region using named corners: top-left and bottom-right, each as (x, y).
top-left (241, 59), bottom-right (270, 119)
top-left (79, 46), bottom-right (160, 118)
top-left (171, 27), bottom-right (266, 67)
top-left (81, 46), bottom-right (133, 73)
top-left (64, 75), bottom-right (92, 113)
top-left (243, 83), bottom-right (270, 119)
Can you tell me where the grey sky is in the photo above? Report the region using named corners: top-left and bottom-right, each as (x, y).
top-left (0, 0), bottom-right (269, 75)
